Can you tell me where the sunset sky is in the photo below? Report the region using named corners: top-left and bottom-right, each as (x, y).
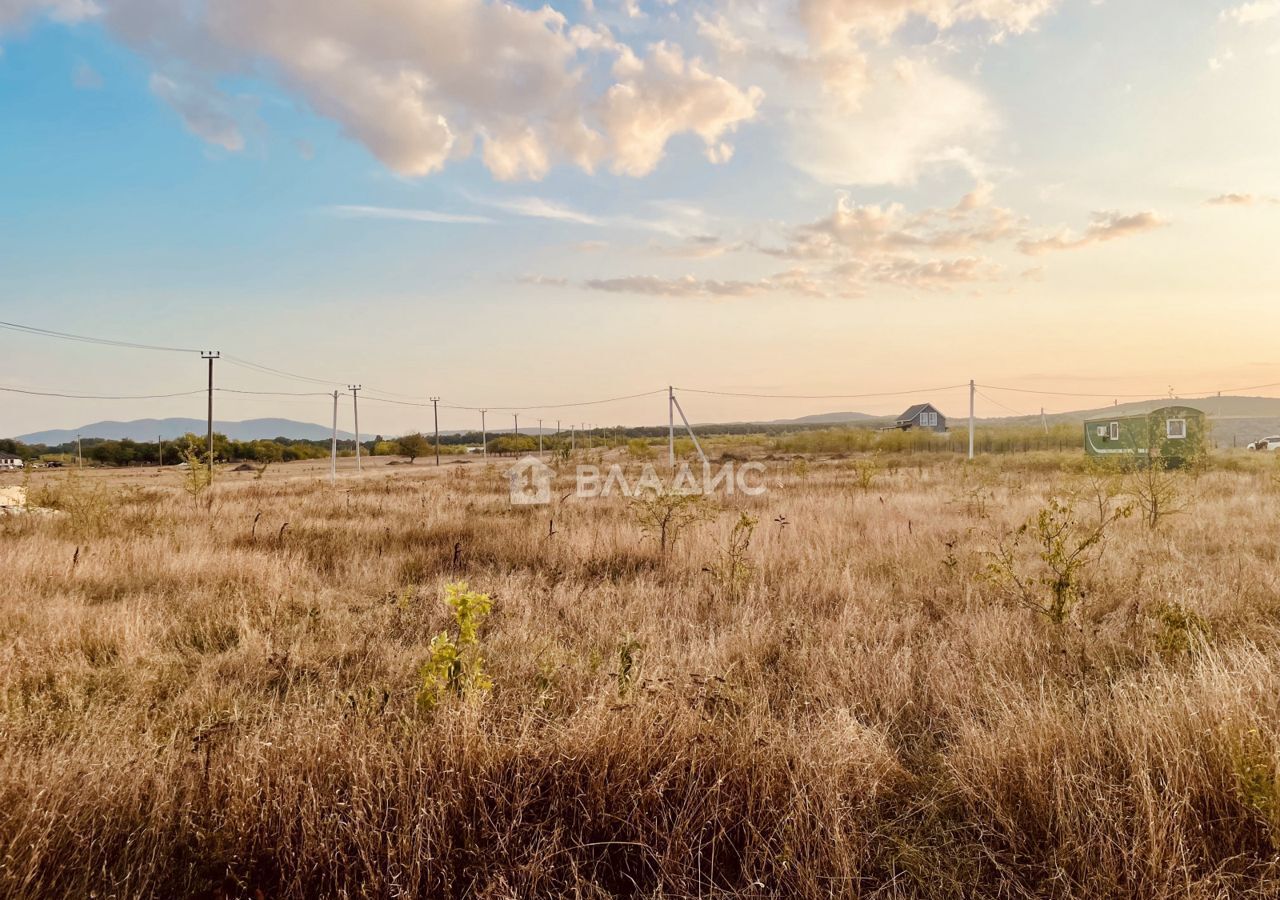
top-left (2, 0), bottom-right (1279, 436)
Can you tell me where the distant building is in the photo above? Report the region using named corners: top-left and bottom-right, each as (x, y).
top-left (1083, 405), bottom-right (1206, 464)
top-left (893, 403), bottom-right (948, 433)
top-left (0, 454), bottom-right (23, 471)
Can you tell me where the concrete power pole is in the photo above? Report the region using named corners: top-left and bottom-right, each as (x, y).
top-left (968, 379), bottom-right (975, 461)
top-left (480, 410), bottom-right (487, 461)
top-left (158, 435), bottom-right (163, 467)
top-left (538, 418), bottom-right (543, 458)
top-left (668, 385), bottom-right (675, 467)
top-left (201, 351), bottom-right (220, 479)
top-left (330, 390), bottom-right (339, 485)
top-left (348, 385), bottom-right (362, 472)
top-left (76, 434), bottom-right (82, 469)
top-left (431, 397), bottom-right (441, 466)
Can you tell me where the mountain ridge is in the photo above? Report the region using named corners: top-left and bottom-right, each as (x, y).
top-left (15, 418), bottom-right (354, 445)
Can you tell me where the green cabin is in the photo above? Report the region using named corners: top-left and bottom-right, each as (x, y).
top-left (1083, 405), bottom-right (1207, 463)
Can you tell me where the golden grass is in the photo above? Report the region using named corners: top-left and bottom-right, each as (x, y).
top-left (2, 451), bottom-right (1280, 898)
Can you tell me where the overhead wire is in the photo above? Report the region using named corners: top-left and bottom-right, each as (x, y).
top-left (7, 317), bottom-right (1280, 420)
top-left (675, 384), bottom-right (969, 400)
top-left (1, 385), bottom-right (206, 400)
top-left (0, 319), bottom-right (201, 354)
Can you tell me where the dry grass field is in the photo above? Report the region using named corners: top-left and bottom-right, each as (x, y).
top-left (3, 448), bottom-right (1280, 898)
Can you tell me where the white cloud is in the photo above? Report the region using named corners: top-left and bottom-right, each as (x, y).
top-left (1017, 210), bottom-right (1166, 255)
top-left (797, 0), bottom-right (1059, 51)
top-left (789, 59), bottom-right (996, 186)
top-left (148, 73), bottom-right (245, 152)
top-left (328, 205), bottom-right (494, 225)
top-left (39, 0), bottom-right (760, 182)
top-left (1221, 1), bottom-right (1280, 25)
top-left (0, 0), bottom-right (97, 29)
top-left (1206, 193), bottom-right (1280, 206)
top-left (601, 42), bottom-right (763, 176)
top-left (764, 185), bottom-right (1019, 260)
top-left (471, 195), bottom-right (603, 225)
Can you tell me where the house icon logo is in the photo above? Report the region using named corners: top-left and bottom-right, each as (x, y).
top-left (507, 456), bottom-right (555, 506)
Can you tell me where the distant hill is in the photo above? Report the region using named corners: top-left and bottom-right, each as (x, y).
top-left (960, 395), bottom-right (1280, 449)
top-left (15, 418), bottom-right (354, 445)
top-left (766, 411), bottom-right (884, 426)
top-left (754, 395), bottom-right (1280, 448)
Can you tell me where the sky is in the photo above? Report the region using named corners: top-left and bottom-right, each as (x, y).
top-left (1, 0), bottom-right (1279, 438)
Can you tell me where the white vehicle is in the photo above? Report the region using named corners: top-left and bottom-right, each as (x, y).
top-left (1247, 436), bottom-right (1280, 451)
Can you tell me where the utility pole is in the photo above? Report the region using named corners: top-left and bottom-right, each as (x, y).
top-left (76, 434), bottom-right (82, 469)
top-left (538, 418), bottom-right (543, 458)
top-left (201, 351), bottom-right (219, 479)
top-left (431, 397), bottom-right (441, 466)
top-left (348, 385), bottom-right (362, 472)
top-left (513, 413), bottom-right (519, 449)
top-left (1041, 407), bottom-right (1048, 436)
top-left (670, 390), bottom-right (707, 464)
top-left (668, 386), bottom-right (675, 467)
top-left (330, 390), bottom-right (339, 485)
top-left (480, 410), bottom-right (487, 461)
top-left (570, 424), bottom-right (575, 453)
top-left (968, 379), bottom-right (975, 461)
top-left (157, 435), bottom-right (163, 467)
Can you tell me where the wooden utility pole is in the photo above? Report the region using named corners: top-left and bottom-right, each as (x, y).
top-left (330, 390), bottom-right (339, 485)
top-left (201, 351), bottom-right (220, 478)
top-left (968, 379), bottom-right (975, 461)
top-left (348, 385), bottom-right (362, 472)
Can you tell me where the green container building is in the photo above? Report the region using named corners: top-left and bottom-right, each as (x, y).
top-left (1083, 405), bottom-right (1207, 463)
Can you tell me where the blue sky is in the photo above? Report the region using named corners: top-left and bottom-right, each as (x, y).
top-left (2, 0), bottom-right (1279, 436)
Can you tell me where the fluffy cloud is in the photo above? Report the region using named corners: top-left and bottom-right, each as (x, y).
top-left (702, 0), bottom-right (1061, 187)
top-left (1221, 1), bottom-right (1280, 25)
top-left (33, 0), bottom-right (762, 181)
top-left (764, 185), bottom-right (1018, 260)
top-left (1017, 210), bottom-right (1166, 255)
top-left (556, 184), bottom-right (1164, 299)
top-left (0, 0), bottom-right (97, 29)
top-left (797, 0), bottom-right (1059, 51)
top-left (602, 43), bottom-right (763, 176)
top-left (788, 58), bottom-right (996, 186)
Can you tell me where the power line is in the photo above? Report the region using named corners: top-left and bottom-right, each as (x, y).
top-left (979, 380), bottom-right (1280, 400)
top-left (0, 385), bottom-right (206, 400)
top-left (676, 384), bottom-right (969, 400)
top-left (358, 388), bottom-right (668, 413)
top-left (217, 387), bottom-right (340, 398)
top-left (222, 356), bottom-right (346, 388)
top-left (974, 389), bottom-right (1030, 417)
top-left (0, 319), bottom-right (200, 353)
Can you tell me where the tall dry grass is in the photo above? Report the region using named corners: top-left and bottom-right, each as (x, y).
top-left (2, 452), bottom-right (1280, 898)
